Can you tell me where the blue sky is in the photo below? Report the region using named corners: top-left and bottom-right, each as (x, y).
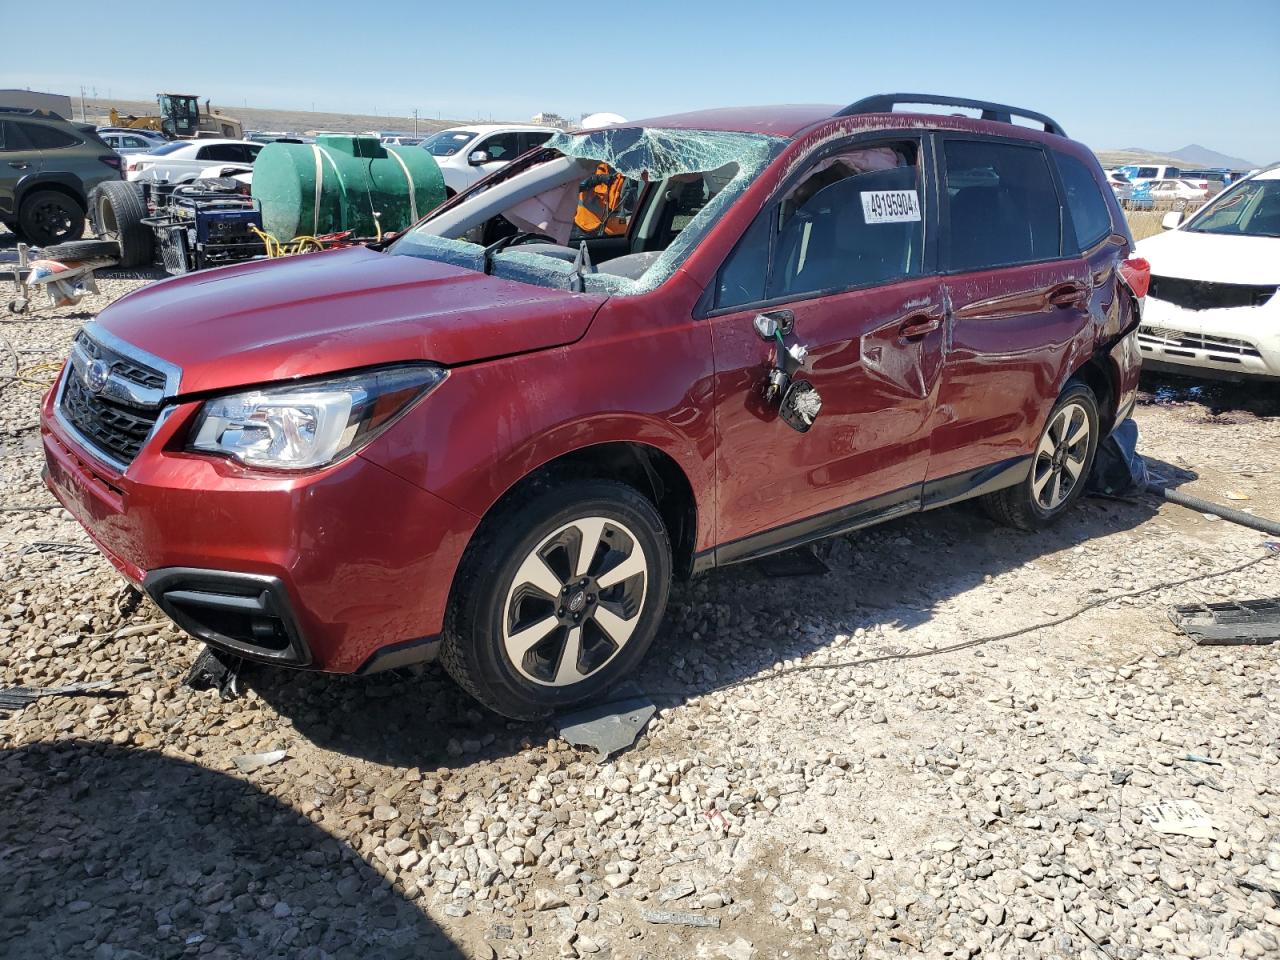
top-left (7, 0), bottom-right (1278, 163)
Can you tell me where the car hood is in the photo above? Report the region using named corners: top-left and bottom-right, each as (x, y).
top-left (96, 246), bottom-right (606, 395)
top-left (1136, 229), bottom-right (1280, 285)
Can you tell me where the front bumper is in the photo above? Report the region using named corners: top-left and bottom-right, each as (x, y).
top-left (41, 378), bottom-right (478, 673)
top-left (1138, 296), bottom-right (1280, 381)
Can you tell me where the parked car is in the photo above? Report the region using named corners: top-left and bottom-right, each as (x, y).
top-left (41, 94), bottom-right (1148, 718)
top-left (125, 139), bottom-right (263, 183)
top-left (1106, 171), bottom-right (1133, 203)
top-left (0, 107), bottom-right (122, 244)
top-left (99, 131), bottom-right (166, 156)
top-left (1135, 165), bottom-right (1280, 381)
top-left (381, 136), bottom-right (422, 147)
top-left (419, 124), bottom-right (559, 196)
top-left (1116, 163), bottom-right (1182, 184)
top-left (1144, 178), bottom-right (1211, 209)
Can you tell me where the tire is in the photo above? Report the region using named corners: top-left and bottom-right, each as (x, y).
top-left (982, 381), bottom-right (1100, 531)
top-left (90, 181), bottom-right (153, 268)
top-left (41, 239), bottom-right (121, 261)
top-left (442, 478), bottom-right (672, 719)
top-left (18, 190), bottom-right (85, 246)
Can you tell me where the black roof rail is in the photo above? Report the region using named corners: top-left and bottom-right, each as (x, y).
top-left (0, 106), bottom-right (66, 120)
top-left (835, 93), bottom-right (1066, 138)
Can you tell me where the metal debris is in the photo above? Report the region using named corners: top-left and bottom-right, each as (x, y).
top-left (184, 645), bottom-right (246, 701)
top-left (0, 679), bottom-right (119, 716)
top-left (232, 750), bottom-right (288, 774)
top-left (641, 909), bottom-right (721, 928)
top-left (1170, 598), bottom-right (1280, 645)
top-left (556, 689), bottom-right (655, 761)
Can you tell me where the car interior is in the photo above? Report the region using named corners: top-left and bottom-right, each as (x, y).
top-left (416, 152), bottom-right (742, 282)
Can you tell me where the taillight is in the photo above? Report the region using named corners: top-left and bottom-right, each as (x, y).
top-left (126, 159), bottom-right (140, 172)
top-left (98, 154), bottom-right (122, 169)
top-left (1119, 257), bottom-right (1151, 300)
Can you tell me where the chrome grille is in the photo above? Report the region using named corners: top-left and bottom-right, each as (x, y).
top-left (56, 328), bottom-right (181, 470)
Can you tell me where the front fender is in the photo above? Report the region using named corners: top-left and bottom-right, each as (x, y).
top-left (359, 313), bottom-right (718, 551)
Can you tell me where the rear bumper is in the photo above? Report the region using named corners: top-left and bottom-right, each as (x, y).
top-left (41, 382), bottom-right (477, 673)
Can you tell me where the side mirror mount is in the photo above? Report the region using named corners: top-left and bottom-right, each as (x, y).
top-left (468, 150), bottom-right (490, 166)
top-left (1161, 211), bottom-right (1183, 230)
top-left (753, 310), bottom-right (794, 340)
top-left (779, 379), bottom-right (822, 433)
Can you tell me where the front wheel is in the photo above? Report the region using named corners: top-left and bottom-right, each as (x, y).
top-left (442, 479), bottom-right (672, 719)
top-left (983, 382), bottom-right (1100, 530)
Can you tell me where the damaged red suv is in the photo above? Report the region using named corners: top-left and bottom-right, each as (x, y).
top-left (42, 94), bottom-right (1148, 719)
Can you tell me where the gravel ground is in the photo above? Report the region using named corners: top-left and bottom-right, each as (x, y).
top-left (0, 255), bottom-right (1278, 959)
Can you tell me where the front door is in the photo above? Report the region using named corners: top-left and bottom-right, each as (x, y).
top-left (707, 137), bottom-right (944, 561)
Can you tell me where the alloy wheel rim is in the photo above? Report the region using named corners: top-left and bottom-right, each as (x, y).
top-left (502, 516), bottom-right (648, 687)
top-left (1032, 401), bottom-right (1091, 512)
top-left (34, 200), bottom-right (72, 240)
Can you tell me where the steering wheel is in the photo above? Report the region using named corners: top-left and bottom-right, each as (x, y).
top-left (504, 232), bottom-right (559, 248)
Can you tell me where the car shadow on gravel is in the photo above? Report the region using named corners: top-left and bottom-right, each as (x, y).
top-left (247, 467), bottom-right (1201, 772)
top-left (0, 741), bottom-right (464, 959)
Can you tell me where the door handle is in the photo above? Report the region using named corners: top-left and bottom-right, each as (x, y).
top-left (7, 162), bottom-right (30, 170)
top-left (897, 312), bottom-right (942, 342)
top-left (1047, 282), bottom-right (1088, 309)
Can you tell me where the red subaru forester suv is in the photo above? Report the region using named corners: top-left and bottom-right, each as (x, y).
top-left (42, 95), bottom-right (1149, 719)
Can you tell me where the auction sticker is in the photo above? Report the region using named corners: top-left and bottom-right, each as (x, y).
top-left (861, 190), bottom-right (921, 224)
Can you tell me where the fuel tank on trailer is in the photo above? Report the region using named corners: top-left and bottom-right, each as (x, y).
top-left (251, 135), bottom-right (445, 241)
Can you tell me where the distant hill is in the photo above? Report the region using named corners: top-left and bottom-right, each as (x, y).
top-left (1100, 143), bottom-right (1257, 170)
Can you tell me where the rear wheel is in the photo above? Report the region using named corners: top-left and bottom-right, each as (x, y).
top-left (90, 181), bottom-right (153, 267)
top-left (983, 382), bottom-right (1100, 530)
top-left (442, 479), bottom-right (671, 719)
top-left (18, 190), bottom-right (85, 246)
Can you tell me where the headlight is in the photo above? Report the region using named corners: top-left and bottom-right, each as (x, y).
top-left (189, 365), bottom-right (445, 470)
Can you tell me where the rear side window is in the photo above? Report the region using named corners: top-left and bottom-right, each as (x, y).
top-left (197, 143), bottom-right (242, 162)
top-left (715, 140), bottom-right (924, 308)
top-left (1054, 152), bottom-right (1113, 250)
top-left (943, 139), bottom-right (1061, 271)
top-left (20, 123), bottom-right (80, 150)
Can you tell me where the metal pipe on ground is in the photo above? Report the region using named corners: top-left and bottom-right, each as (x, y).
top-left (1147, 483), bottom-right (1280, 537)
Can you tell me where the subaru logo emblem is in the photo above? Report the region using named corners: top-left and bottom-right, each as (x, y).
top-left (85, 359), bottom-right (111, 395)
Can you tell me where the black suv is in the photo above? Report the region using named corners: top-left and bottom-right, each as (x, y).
top-left (0, 109), bottom-right (122, 246)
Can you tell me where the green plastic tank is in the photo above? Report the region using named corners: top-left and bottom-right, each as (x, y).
top-left (250, 135), bottom-right (445, 241)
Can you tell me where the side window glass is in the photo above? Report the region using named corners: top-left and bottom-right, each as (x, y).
top-left (1054, 152), bottom-right (1113, 251)
top-left (246, 144), bottom-right (262, 162)
top-left (570, 163), bottom-right (641, 241)
top-left (200, 144), bottom-right (239, 162)
top-left (943, 139), bottom-right (1061, 271)
top-left (479, 132), bottom-right (520, 161)
top-left (716, 141), bottom-right (925, 308)
top-left (521, 131), bottom-right (553, 153)
top-left (715, 208), bottom-right (773, 308)
top-left (0, 122), bottom-right (8, 151)
top-left (22, 124), bottom-right (79, 150)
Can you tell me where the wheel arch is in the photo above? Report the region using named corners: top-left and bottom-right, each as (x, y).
top-left (17, 174), bottom-right (87, 212)
top-left (459, 439), bottom-right (702, 584)
top-left (1067, 354), bottom-right (1117, 434)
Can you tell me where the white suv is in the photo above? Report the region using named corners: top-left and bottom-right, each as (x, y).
top-left (419, 124), bottom-right (559, 196)
top-left (1136, 165), bottom-right (1280, 381)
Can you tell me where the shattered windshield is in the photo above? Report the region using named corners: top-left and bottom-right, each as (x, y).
top-left (392, 126), bottom-right (786, 296)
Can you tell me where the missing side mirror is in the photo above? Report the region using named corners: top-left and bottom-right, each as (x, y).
top-left (779, 379), bottom-right (822, 433)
